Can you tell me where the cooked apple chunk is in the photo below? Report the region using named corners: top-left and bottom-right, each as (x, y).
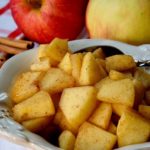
top-left (106, 55), bottom-right (136, 72)
top-left (92, 48), bottom-right (105, 59)
top-left (89, 102), bottom-right (112, 129)
top-left (138, 105), bottom-right (150, 120)
top-left (59, 86), bottom-right (97, 130)
top-left (108, 122), bottom-right (117, 135)
top-left (59, 130), bottom-right (76, 150)
top-left (10, 71), bottom-right (43, 103)
top-left (38, 44), bottom-right (48, 59)
top-left (30, 57), bottom-right (51, 72)
top-left (117, 109), bottom-right (150, 147)
top-left (40, 68), bottom-right (74, 94)
top-left (97, 78), bottom-right (135, 107)
top-left (112, 103), bottom-right (130, 116)
top-left (22, 116), bottom-right (52, 133)
top-left (54, 108), bottom-right (78, 134)
top-left (95, 77), bottom-right (114, 90)
top-left (13, 91), bottom-right (55, 122)
top-left (134, 68), bottom-right (150, 89)
top-left (45, 38), bottom-right (68, 66)
top-left (74, 122), bottom-right (117, 150)
top-left (70, 53), bottom-right (84, 85)
top-left (109, 70), bottom-right (132, 80)
top-left (58, 52), bottom-right (72, 75)
top-left (79, 52), bottom-right (106, 86)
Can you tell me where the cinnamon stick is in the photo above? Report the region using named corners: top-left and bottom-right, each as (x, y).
top-left (0, 37), bottom-right (34, 49)
top-left (0, 44), bottom-right (24, 54)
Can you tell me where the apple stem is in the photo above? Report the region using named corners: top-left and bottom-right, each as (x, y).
top-left (27, 0), bottom-right (42, 9)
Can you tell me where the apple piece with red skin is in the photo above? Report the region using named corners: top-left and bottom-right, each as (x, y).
top-left (10, 0), bottom-right (88, 43)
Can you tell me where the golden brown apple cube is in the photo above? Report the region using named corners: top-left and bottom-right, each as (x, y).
top-left (106, 55), bottom-right (136, 72)
top-left (134, 68), bottom-right (150, 89)
top-left (30, 57), bottom-right (51, 72)
top-left (58, 52), bottom-right (72, 75)
top-left (10, 71), bottom-right (42, 103)
top-left (97, 78), bottom-right (135, 107)
top-left (45, 38), bottom-right (68, 66)
top-left (38, 44), bottom-right (48, 59)
top-left (107, 122), bottom-right (117, 135)
top-left (133, 79), bottom-right (145, 108)
top-left (92, 48), bottom-right (105, 59)
top-left (117, 109), bottom-right (150, 147)
top-left (89, 102), bottom-right (112, 129)
top-left (22, 116), bottom-right (52, 133)
top-left (95, 77), bottom-right (114, 90)
top-left (95, 58), bottom-right (107, 78)
top-left (70, 53), bottom-right (84, 85)
top-left (13, 91), bottom-right (55, 122)
top-left (112, 103), bottom-right (131, 116)
top-left (74, 122), bottom-right (117, 150)
top-left (59, 86), bottom-right (97, 130)
top-left (54, 108), bottom-right (78, 134)
top-left (95, 58), bottom-right (106, 71)
top-left (109, 70), bottom-right (132, 80)
top-left (138, 105), bottom-right (150, 120)
top-left (79, 52), bottom-right (106, 86)
top-left (59, 130), bottom-right (76, 150)
top-left (39, 68), bottom-right (75, 94)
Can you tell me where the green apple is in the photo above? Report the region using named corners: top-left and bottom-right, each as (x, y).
top-left (86, 0), bottom-right (150, 45)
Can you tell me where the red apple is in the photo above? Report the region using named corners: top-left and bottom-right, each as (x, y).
top-left (10, 0), bottom-right (88, 43)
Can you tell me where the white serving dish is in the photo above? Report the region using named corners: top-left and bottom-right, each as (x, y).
top-left (0, 39), bottom-right (150, 150)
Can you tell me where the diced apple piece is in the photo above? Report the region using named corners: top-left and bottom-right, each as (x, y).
top-left (112, 103), bottom-right (130, 116)
top-left (70, 53), bottom-right (84, 85)
top-left (30, 57), bottom-right (51, 72)
top-left (134, 68), bottom-right (150, 89)
top-left (95, 58), bottom-right (106, 71)
top-left (10, 71), bottom-right (42, 103)
top-left (13, 91), bottom-right (55, 122)
top-left (40, 68), bottom-right (75, 94)
top-left (89, 102), bottom-right (112, 129)
top-left (92, 48), bottom-right (105, 59)
top-left (106, 55), bottom-right (136, 72)
top-left (95, 77), bottom-right (114, 90)
top-left (138, 105), bottom-right (150, 120)
top-left (95, 59), bottom-right (107, 78)
top-left (22, 116), bottom-right (52, 133)
top-left (59, 86), bottom-right (97, 130)
top-left (58, 52), bottom-right (72, 74)
top-left (117, 109), bottom-right (150, 147)
top-left (54, 108), bottom-right (78, 134)
top-left (45, 38), bottom-right (68, 66)
top-left (97, 78), bottom-right (135, 107)
top-left (133, 79), bottom-right (145, 109)
top-left (108, 122), bottom-right (117, 135)
top-left (59, 130), bottom-right (76, 150)
top-left (74, 122), bottom-right (117, 150)
top-left (109, 70), bottom-right (132, 80)
top-left (38, 44), bottom-right (48, 59)
top-left (79, 52), bottom-right (106, 86)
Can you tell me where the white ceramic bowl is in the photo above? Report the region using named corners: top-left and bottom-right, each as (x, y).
top-left (0, 39), bottom-right (150, 150)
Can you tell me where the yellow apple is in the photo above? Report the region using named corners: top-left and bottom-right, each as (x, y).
top-left (86, 0), bottom-right (150, 45)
